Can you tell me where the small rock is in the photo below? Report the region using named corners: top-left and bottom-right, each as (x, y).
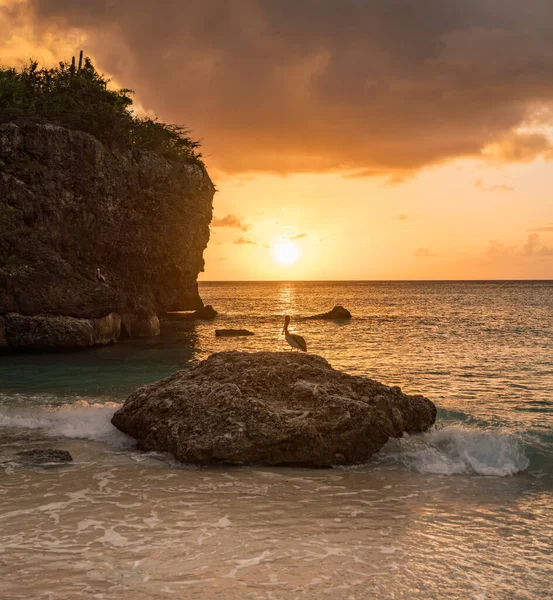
top-left (215, 329), bottom-right (254, 337)
top-left (307, 305), bottom-right (352, 320)
top-left (16, 449), bottom-right (73, 464)
top-left (193, 305), bottom-right (218, 320)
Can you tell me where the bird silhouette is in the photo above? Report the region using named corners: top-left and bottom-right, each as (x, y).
top-left (282, 315), bottom-right (307, 352)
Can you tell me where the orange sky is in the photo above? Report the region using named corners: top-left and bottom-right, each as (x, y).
top-left (1, 0), bottom-right (552, 280)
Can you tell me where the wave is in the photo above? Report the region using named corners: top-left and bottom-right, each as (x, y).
top-left (378, 424), bottom-right (530, 476)
top-left (0, 402), bottom-right (536, 476)
top-left (0, 400), bottom-right (134, 449)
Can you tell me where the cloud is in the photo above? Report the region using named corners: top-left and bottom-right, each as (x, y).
top-left (211, 214), bottom-right (250, 232)
top-left (289, 233), bottom-right (307, 240)
top-left (528, 224), bottom-right (553, 232)
top-left (475, 179), bottom-right (514, 192)
top-left (487, 234), bottom-right (553, 257)
top-left (521, 233), bottom-right (553, 256)
top-left (5, 1), bottom-right (553, 175)
top-left (487, 240), bottom-right (518, 258)
top-left (233, 236), bottom-right (256, 245)
top-left (397, 214), bottom-right (409, 221)
top-left (414, 247), bottom-right (438, 258)
top-left (482, 131), bottom-right (553, 164)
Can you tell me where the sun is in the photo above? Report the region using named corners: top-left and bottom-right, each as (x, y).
top-left (272, 242), bottom-right (300, 266)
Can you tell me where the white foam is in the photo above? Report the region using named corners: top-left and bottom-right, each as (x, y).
top-left (0, 400), bottom-right (135, 448)
top-left (381, 424), bottom-right (529, 476)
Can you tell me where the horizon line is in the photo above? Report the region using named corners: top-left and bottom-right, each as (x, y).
top-left (198, 278), bottom-right (553, 283)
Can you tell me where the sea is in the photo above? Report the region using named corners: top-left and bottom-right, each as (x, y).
top-left (0, 281), bottom-right (552, 599)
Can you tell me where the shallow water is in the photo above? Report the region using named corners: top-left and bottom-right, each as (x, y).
top-left (1, 281), bottom-right (552, 598)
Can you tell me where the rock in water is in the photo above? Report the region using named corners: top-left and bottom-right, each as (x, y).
top-left (3, 312), bottom-right (121, 349)
top-left (16, 449), bottom-right (73, 465)
top-left (193, 305), bottom-right (218, 319)
top-left (215, 329), bottom-right (254, 337)
top-left (111, 351), bottom-right (436, 467)
top-left (307, 305), bottom-right (352, 319)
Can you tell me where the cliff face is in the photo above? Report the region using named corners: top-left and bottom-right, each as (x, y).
top-left (0, 122), bottom-right (214, 350)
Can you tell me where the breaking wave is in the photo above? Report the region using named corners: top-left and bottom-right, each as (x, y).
top-left (379, 424), bottom-right (530, 476)
top-left (0, 400), bottom-right (134, 449)
top-left (0, 401), bottom-right (536, 476)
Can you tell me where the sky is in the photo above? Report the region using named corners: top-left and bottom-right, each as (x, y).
top-left (1, 0), bottom-right (552, 280)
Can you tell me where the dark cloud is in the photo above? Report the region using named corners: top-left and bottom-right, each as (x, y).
top-left (414, 247), bottom-right (438, 257)
top-left (211, 214), bottom-right (249, 231)
top-left (8, 0), bottom-right (553, 175)
top-left (233, 236), bottom-right (256, 245)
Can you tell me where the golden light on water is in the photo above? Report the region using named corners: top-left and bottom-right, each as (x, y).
top-left (272, 242), bottom-right (300, 266)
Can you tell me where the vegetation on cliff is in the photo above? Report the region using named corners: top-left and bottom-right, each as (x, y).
top-left (0, 56), bottom-right (202, 164)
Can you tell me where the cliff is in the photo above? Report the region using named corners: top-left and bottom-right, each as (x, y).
top-left (0, 122), bottom-right (214, 350)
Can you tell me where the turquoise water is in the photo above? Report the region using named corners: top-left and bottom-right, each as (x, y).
top-left (1, 281), bottom-right (552, 598)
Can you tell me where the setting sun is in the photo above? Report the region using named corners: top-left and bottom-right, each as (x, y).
top-left (272, 242), bottom-right (300, 266)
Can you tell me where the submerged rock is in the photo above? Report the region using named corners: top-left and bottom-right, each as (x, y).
top-left (111, 351), bottom-right (436, 467)
top-left (193, 305), bottom-right (218, 319)
top-left (16, 449), bottom-right (73, 465)
top-left (215, 329), bottom-right (254, 337)
top-left (307, 305), bottom-right (352, 319)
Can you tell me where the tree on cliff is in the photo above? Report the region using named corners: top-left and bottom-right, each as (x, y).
top-left (0, 57), bottom-right (202, 164)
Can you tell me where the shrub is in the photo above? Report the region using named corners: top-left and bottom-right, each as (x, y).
top-left (0, 57), bottom-right (203, 165)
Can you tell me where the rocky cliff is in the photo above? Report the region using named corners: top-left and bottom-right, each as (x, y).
top-left (0, 122), bottom-right (214, 350)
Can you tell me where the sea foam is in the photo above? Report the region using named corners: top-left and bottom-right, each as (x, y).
top-left (0, 400), bottom-right (134, 449)
top-left (380, 424), bottom-right (530, 476)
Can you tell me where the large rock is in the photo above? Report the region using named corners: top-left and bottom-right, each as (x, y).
top-left (111, 351), bottom-right (436, 467)
top-left (4, 312), bottom-right (120, 349)
top-left (0, 122), bottom-right (214, 349)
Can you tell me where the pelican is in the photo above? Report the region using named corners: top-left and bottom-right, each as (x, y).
top-left (96, 268), bottom-right (106, 283)
top-left (282, 315), bottom-right (307, 352)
